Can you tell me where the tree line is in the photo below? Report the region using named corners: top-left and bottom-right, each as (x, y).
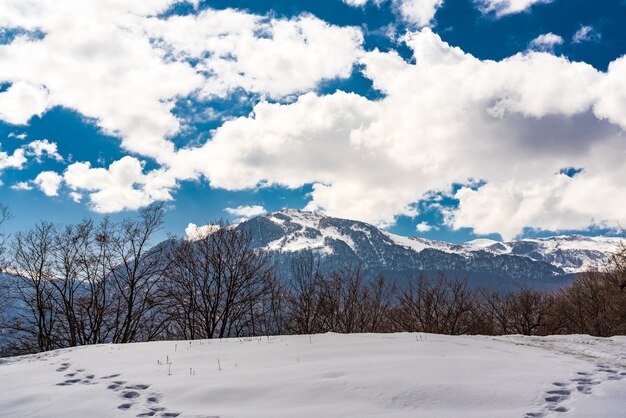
top-left (0, 204), bottom-right (624, 356)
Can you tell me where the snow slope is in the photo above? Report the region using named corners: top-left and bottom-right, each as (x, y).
top-left (1, 333), bottom-right (624, 418)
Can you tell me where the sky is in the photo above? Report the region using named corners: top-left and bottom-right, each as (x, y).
top-left (0, 0), bottom-right (625, 243)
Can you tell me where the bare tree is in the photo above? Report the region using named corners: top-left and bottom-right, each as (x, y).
top-left (286, 260), bottom-right (395, 334)
top-left (0, 204), bottom-right (12, 272)
top-left (609, 240), bottom-right (626, 292)
top-left (506, 287), bottom-right (553, 336)
top-left (73, 218), bottom-right (116, 345)
top-left (286, 253), bottom-right (325, 334)
top-left (108, 204), bottom-right (169, 343)
top-left (559, 268), bottom-right (625, 336)
top-left (364, 275), bottom-right (396, 333)
top-left (9, 222), bottom-right (58, 352)
top-left (0, 204), bottom-right (12, 353)
top-left (394, 274), bottom-right (477, 335)
top-left (162, 224), bottom-right (276, 339)
top-left (318, 266), bottom-right (395, 333)
top-left (47, 222), bottom-right (91, 347)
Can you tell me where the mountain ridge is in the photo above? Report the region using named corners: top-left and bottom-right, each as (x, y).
top-left (235, 209), bottom-right (623, 290)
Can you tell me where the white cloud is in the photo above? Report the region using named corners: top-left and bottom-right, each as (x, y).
top-left (34, 170), bottom-right (62, 196)
top-left (343, 0), bottom-right (443, 27)
top-left (475, 0), bottom-right (552, 17)
top-left (0, 0), bottom-right (202, 161)
top-left (25, 139), bottom-right (63, 162)
top-left (69, 191), bottom-right (82, 202)
top-left (0, 81), bottom-right (49, 125)
top-left (529, 33), bottom-right (564, 51)
top-left (185, 223), bottom-right (221, 240)
top-left (0, 146), bottom-right (26, 171)
top-left (143, 10), bottom-right (363, 100)
top-left (0, 1), bottom-right (366, 208)
top-left (446, 161), bottom-right (626, 239)
top-left (572, 25), bottom-right (600, 44)
top-left (394, 0), bottom-right (444, 27)
top-left (178, 29), bottom-right (626, 239)
top-left (594, 56), bottom-right (626, 130)
top-left (8, 132), bottom-right (27, 140)
top-left (63, 156), bottom-right (177, 213)
top-left (225, 205), bottom-right (267, 222)
top-left (0, 139), bottom-right (61, 177)
top-left (416, 221), bottom-right (435, 232)
top-left (10, 181), bottom-right (32, 191)
top-left (343, 0), bottom-right (374, 5)
top-left (4, 1), bottom-right (355, 161)
top-left (3, 3), bottom-right (626, 240)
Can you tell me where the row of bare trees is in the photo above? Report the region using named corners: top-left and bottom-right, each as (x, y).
top-left (1, 206), bottom-right (625, 356)
top-left (1, 205), bottom-right (172, 354)
top-left (0, 204), bottom-right (289, 356)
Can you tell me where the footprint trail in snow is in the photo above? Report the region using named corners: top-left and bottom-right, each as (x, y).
top-left (53, 360), bottom-right (182, 417)
top-left (524, 363), bottom-right (625, 417)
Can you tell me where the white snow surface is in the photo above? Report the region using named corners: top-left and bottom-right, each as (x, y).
top-left (1, 333), bottom-right (625, 418)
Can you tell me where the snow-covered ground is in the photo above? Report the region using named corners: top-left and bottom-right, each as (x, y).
top-left (1, 333), bottom-right (625, 418)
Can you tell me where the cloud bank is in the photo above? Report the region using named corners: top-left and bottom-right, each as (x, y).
top-left (0, 1), bottom-right (625, 240)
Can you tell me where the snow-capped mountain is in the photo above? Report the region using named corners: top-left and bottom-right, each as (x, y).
top-left (238, 209), bottom-right (622, 290)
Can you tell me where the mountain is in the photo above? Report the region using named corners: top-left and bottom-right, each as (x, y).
top-left (237, 209), bottom-right (622, 291)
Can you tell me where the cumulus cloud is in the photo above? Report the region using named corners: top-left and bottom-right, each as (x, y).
top-left (69, 191), bottom-right (82, 203)
top-left (2, 2), bottom-right (626, 239)
top-left (178, 29), bottom-right (626, 238)
top-left (25, 139), bottom-right (63, 162)
top-left (343, 0), bottom-right (443, 27)
top-left (0, 0), bottom-right (202, 161)
top-left (416, 221), bottom-right (436, 232)
top-left (475, 0), bottom-right (552, 17)
top-left (10, 181), bottom-right (32, 191)
top-left (63, 156), bottom-right (177, 213)
top-left (0, 1), bottom-right (365, 207)
top-left (0, 139), bottom-right (62, 179)
top-left (34, 170), bottom-right (62, 196)
top-left (1, 1), bottom-right (359, 160)
top-left (143, 10), bottom-right (363, 100)
top-left (529, 33), bottom-right (564, 51)
top-left (185, 223), bottom-right (221, 240)
top-left (0, 81), bottom-right (49, 125)
top-left (0, 146), bottom-right (26, 171)
top-left (225, 205), bottom-right (267, 222)
top-left (572, 25), bottom-right (600, 44)
top-left (394, 0), bottom-right (445, 27)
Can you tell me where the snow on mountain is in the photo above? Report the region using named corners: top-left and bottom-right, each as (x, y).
top-left (469, 235), bottom-right (624, 274)
top-left (1, 333), bottom-right (624, 417)
top-left (238, 210), bottom-right (622, 288)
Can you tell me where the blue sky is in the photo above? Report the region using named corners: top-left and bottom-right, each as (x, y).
top-left (0, 0), bottom-right (625, 242)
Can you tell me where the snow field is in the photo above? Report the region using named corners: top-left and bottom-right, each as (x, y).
top-left (0, 333), bottom-right (624, 418)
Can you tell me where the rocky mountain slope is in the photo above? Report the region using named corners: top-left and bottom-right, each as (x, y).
top-left (238, 210), bottom-right (622, 290)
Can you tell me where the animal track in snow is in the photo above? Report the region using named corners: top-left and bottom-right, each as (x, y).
top-left (122, 390), bottom-right (141, 399)
top-left (525, 364), bottom-right (626, 417)
top-left (127, 384), bottom-right (151, 390)
top-left (56, 378), bottom-right (81, 386)
top-left (52, 360), bottom-right (184, 417)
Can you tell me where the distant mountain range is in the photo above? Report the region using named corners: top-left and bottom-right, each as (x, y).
top-left (236, 209), bottom-right (623, 291)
